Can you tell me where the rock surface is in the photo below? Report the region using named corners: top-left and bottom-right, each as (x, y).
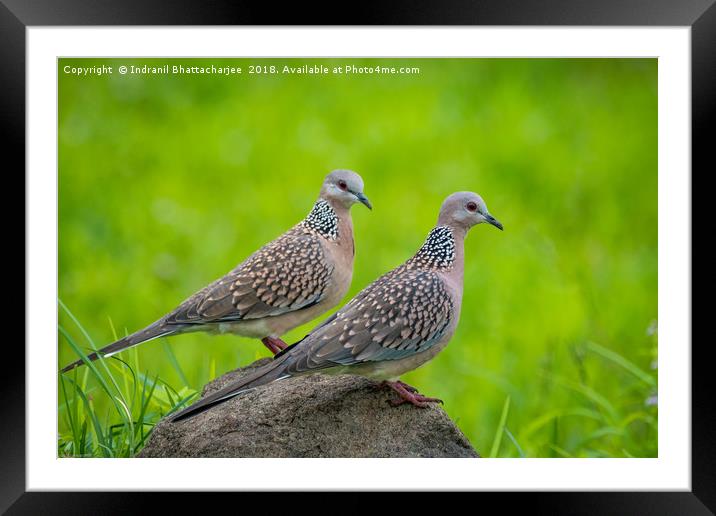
top-left (139, 358), bottom-right (479, 458)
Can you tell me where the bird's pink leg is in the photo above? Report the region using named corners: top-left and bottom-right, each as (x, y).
top-left (379, 380), bottom-right (443, 408)
top-left (395, 380), bottom-right (419, 393)
top-left (261, 336), bottom-right (287, 355)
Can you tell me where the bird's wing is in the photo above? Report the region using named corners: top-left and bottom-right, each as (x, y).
top-left (165, 228), bottom-right (334, 325)
top-left (283, 267), bottom-right (454, 374)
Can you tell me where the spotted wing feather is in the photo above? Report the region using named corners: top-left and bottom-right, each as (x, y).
top-left (284, 267), bottom-right (453, 374)
top-left (165, 227), bottom-right (333, 325)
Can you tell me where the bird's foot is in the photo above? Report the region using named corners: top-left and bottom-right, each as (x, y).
top-left (396, 380), bottom-right (420, 393)
top-left (379, 380), bottom-right (443, 408)
top-left (261, 336), bottom-right (287, 355)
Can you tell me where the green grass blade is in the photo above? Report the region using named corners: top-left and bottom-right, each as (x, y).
top-left (67, 379), bottom-right (109, 457)
top-left (586, 341), bottom-right (656, 387)
top-left (59, 376), bottom-right (79, 451)
top-left (620, 411), bottom-right (657, 428)
top-left (579, 426), bottom-right (625, 448)
top-left (79, 421), bottom-right (88, 457)
top-left (59, 326), bottom-right (122, 409)
top-left (58, 299), bottom-right (96, 350)
top-left (58, 307), bottom-right (130, 413)
top-left (504, 427), bottom-right (526, 458)
top-left (114, 396), bottom-right (135, 454)
top-left (163, 384), bottom-right (176, 407)
top-left (520, 407), bottom-right (604, 441)
top-left (110, 355), bottom-right (139, 411)
top-left (552, 375), bottom-right (619, 424)
top-left (107, 315), bottom-right (119, 341)
top-left (137, 375), bottom-right (160, 444)
top-left (547, 444), bottom-right (572, 458)
top-left (489, 396), bottom-right (511, 458)
top-left (162, 341), bottom-right (189, 386)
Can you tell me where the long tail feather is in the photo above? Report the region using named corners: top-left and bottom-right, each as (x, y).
top-left (60, 321), bottom-right (175, 374)
top-left (170, 355), bottom-right (293, 422)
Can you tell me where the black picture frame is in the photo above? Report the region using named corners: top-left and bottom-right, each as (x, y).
top-left (6, 1), bottom-right (709, 513)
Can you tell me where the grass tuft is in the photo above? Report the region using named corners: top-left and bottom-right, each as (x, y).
top-left (57, 301), bottom-right (197, 458)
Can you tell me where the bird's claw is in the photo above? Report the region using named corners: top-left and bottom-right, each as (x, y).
top-left (389, 395), bottom-right (444, 408)
top-left (379, 380), bottom-right (443, 408)
top-left (396, 380), bottom-right (419, 393)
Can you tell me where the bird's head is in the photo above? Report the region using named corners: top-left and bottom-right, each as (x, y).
top-left (320, 169), bottom-right (372, 210)
top-left (437, 191), bottom-right (503, 232)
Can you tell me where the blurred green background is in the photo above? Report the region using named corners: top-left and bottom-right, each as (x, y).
top-left (58, 58), bottom-right (657, 458)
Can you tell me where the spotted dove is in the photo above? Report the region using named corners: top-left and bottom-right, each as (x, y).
top-left (170, 191), bottom-right (502, 421)
top-left (61, 170), bottom-right (372, 373)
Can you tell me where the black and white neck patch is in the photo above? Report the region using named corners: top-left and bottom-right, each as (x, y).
top-left (302, 199), bottom-right (338, 240)
top-left (411, 226), bottom-right (456, 269)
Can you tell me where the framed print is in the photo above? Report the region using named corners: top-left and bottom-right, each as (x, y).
top-left (6, 0), bottom-right (710, 512)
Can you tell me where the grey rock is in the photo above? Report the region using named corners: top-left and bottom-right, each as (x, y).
top-left (139, 358), bottom-right (479, 458)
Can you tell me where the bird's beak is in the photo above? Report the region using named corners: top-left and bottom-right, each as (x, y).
top-left (355, 192), bottom-right (372, 210)
top-left (485, 213), bottom-right (503, 231)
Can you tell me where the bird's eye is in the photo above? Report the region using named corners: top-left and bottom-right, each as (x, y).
top-left (338, 180), bottom-right (348, 191)
top-left (466, 202), bottom-right (478, 212)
